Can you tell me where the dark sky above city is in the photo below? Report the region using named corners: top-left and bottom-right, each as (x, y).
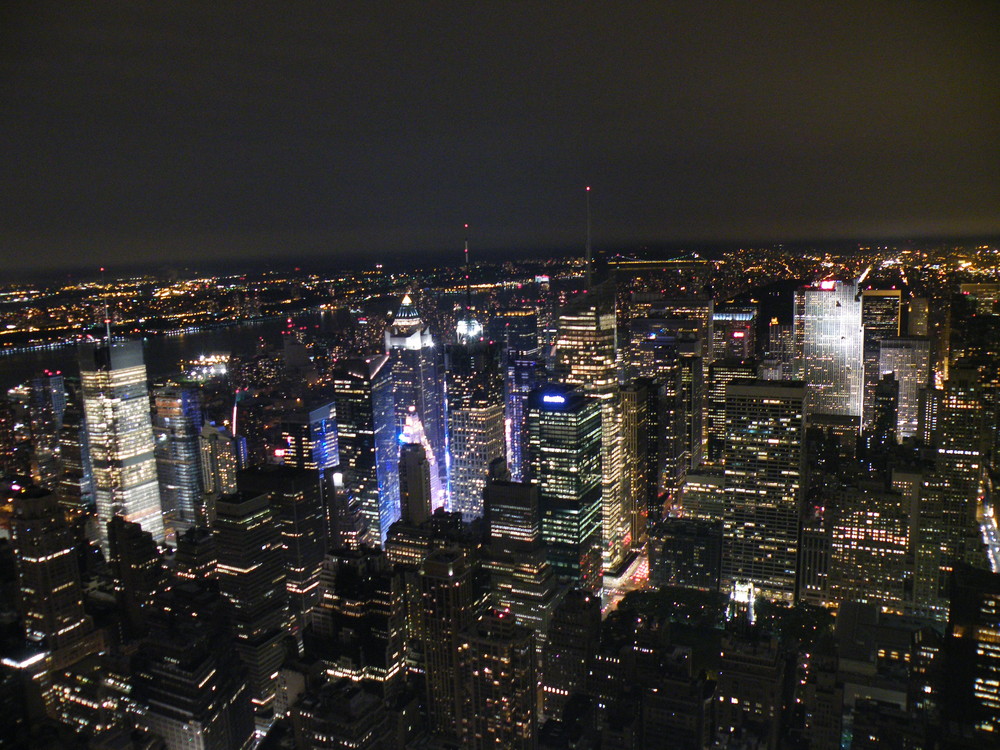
top-left (2, 2), bottom-right (998, 274)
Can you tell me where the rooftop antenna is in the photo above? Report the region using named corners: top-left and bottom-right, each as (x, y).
top-left (101, 267), bottom-right (112, 345)
top-left (464, 223), bottom-right (472, 313)
top-left (585, 186), bottom-right (592, 291)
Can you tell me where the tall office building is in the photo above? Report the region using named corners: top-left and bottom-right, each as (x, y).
top-left (330, 355), bottom-right (396, 546)
top-left (861, 374), bottom-right (898, 470)
top-left (878, 337), bottom-right (931, 440)
top-left (213, 491), bottom-right (289, 724)
top-left (57, 397), bottom-right (94, 512)
top-left (542, 589), bottom-right (602, 716)
top-left (527, 385), bottom-right (603, 593)
top-left (861, 289), bottom-right (902, 428)
top-left (199, 423), bottom-right (239, 521)
top-left (494, 308), bottom-right (543, 482)
top-left (308, 550), bottom-right (407, 698)
top-left (420, 548), bottom-right (476, 738)
top-left (794, 280), bottom-right (863, 418)
top-left (132, 584), bottom-right (256, 750)
top-left (483, 462), bottom-right (558, 642)
top-left (385, 295), bottom-right (447, 510)
top-left (461, 611), bottom-right (538, 749)
top-left (445, 341), bottom-right (506, 520)
top-left (399, 442), bottom-right (432, 525)
top-left (706, 359), bottom-right (758, 460)
top-left (27, 371), bottom-right (66, 488)
top-left (722, 380), bottom-right (806, 602)
top-left (79, 340), bottom-right (164, 551)
top-left (920, 368), bottom-right (989, 616)
top-left (278, 401), bottom-right (338, 472)
top-left (153, 384), bottom-right (204, 537)
top-left (107, 515), bottom-right (166, 637)
top-left (240, 467), bottom-right (327, 628)
top-left (712, 302), bottom-right (757, 361)
top-left (11, 487), bottom-right (95, 654)
top-left (828, 485), bottom-right (910, 613)
top-left (555, 284), bottom-right (626, 573)
top-left (945, 565), bottom-right (1000, 736)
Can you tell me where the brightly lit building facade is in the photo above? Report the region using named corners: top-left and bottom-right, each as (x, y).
top-left (385, 295), bottom-right (447, 510)
top-left (794, 280), bottom-right (862, 418)
top-left (878, 337), bottom-right (932, 440)
top-left (526, 385), bottom-right (603, 594)
top-left (79, 341), bottom-right (164, 552)
top-left (555, 285), bottom-right (626, 574)
top-left (860, 289), bottom-right (902, 428)
top-left (722, 380), bottom-right (805, 602)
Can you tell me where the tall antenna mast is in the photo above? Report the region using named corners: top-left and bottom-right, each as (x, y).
top-left (585, 186), bottom-right (592, 291)
top-left (464, 223), bottom-right (471, 312)
top-left (101, 267), bottom-right (112, 344)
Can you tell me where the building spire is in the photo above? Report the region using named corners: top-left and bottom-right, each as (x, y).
top-left (585, 186), bottom-right (592, 291)
top-left (464, 223), bottom-right (472, 313)
top-left (101, 267), bottom-right (112, 345)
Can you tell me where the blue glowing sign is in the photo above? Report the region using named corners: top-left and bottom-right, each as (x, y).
top-left (542, 394), bottom-right (566, 405)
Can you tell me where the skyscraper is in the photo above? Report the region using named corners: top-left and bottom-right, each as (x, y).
top-left (331, 355), bottom-right (397, 546)
top-left (399, 442), bottom-right (432, 526)
top-left (494, 307), bottom-right (543, 482)
top-left (27, 371), bottom-right (66, 489)
top-left (527, 385), bottom-right (603, 593)
top-left (555, 283), bottom-right (626, 573)
top-left (153, 384), bottom-right (204, 537)
top-left (860, 289), bottom-right (902, 428)
top-left (461, 611), bottom-right (538, 748)
top-left (420, 547), bottom-right (476, 738)
top-left (132, 583), bottom-right (256, 750)
top-left (213, 491), bottom-right (289, 724)
top-left (57, 395), bottom-right (94, 513)
top-left (722, 380), bottom-right (806, 602)
top-left (278, 400), bottom-right (338, 473)
top-left (385, 295), bottom-right (447, 510)
top-left (542, 589), bottom-right (602, 716)
top-left (878, 337), bottom-right (931, 440)
top-left (79, 341), bottom-right (164, 551)
top-left (444, 340), bottom-right (506, 520)
top-left (920, 368), bottom-right (989, 616)
top-left (107, 515), bottom-right (166, 637)
top-left (199, 423), bottom-right (239, 521)
top-left (794, 280), bottom-right (863, 418)
top-left (483, 461), bottom-right (558, 642)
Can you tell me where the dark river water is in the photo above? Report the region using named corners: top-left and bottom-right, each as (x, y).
top-left (0, 310), bottom-right (335, 390)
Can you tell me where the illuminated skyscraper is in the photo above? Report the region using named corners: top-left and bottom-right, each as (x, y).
top-left (492, 307), bottom-right (543, 482)
top-left (27, 371), bottom-right (66, 489)
top-left (860, 289), bottom-right (902, 428)
top-left (57, 396), bottom-right (94, 513)
top-left (706, 358), bottom-right (757, 460)
top-left (555, 284), bottom-right (625, 573)
top-left (794, 280), bottom-right (863, 418)
top-left (878, 337), bottom-right (931, 439)
top-left (80, 341), bottom-right (163, 552)
top-left (330, 355), bottom-right (396, 546)
top-left (712, 302), bottom-right (757, 361)
top-left (920, 368), bottom-right (989, 617)
top-left (213, 491), bottom-right (289, 724)
top-left (445, 341), bottom-right (506, 520)
top-left (420, 548), bottom-right (476, 738)
top-left (527, 385), bottom-right (603, 593)
top-left (483, 461), bottom-right (557, 643)
top-left (461, 611), bottom-right (538, 749)
top-left (153, 384), bottom-right (204, 537)
top-left (199, 423), bottom-right (239, 518)
top-left (240, 467), bottom-right (327, 630)
top-left (722, 380), bottom-right (805, 602)
top-left (11, 487), bottom-right (95, 654)
top-left (279, 401), bottom-right (338, 472)
top-left (385, 295), bottom-right (447, 509)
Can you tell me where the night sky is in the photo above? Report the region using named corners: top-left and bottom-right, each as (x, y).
top-left (2, 2), bottom-right (998, 275)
